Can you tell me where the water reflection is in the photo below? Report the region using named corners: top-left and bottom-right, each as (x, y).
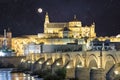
top-left (0, 69), bottom-right (37, 80)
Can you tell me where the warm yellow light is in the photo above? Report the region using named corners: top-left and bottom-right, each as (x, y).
top-left (32, 61), bottom-right (34, 63)
top-left (21, 59), bottom-right (25, 62)
top-left (46, 62), bottom-right (50, 65)
top-left (39, 61), bottom-right (42, 64)
top-left (91, 67), bottom-right (97, 69)
top-left (28, 61), bottom-right (31, 63)
top-left (77, 65), bottom-right (83, 68)
top-left (114, 70), bottom-right (119, 75)
top-left (56, 63), bottom-right (60, 66)
top-left (66, 65), bottom-right (71, 69)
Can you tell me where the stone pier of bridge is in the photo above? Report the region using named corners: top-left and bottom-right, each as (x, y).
top-left (20, 51), bottom-right (120, 80)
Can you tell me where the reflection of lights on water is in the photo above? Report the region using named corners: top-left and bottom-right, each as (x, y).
top-left (114, 70), bottom-right (119, 75)
top-left (23, 73), bottom-right (26, 76)
top-left (15, 77), bottom-right (19, 80)
top-left (0, 71), bottom-right (37, 80)
top-left (0, 51), bottom-right (5, 56)
top-left (24, 74), bottom-right (36, 80)
top-left (32, 76), bottom-right (35, 80)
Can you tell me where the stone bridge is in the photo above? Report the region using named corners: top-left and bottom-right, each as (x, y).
top-left (20, 51), bottom-right (120, 80)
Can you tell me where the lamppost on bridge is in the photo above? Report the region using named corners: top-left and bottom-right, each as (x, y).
top-left (99, 42), bottom-right (104, 68)
top-left (82, 37), bottom-right (89, 67)
top-left (100, 47), bottom-right (102, 68)
top-left (82, 51), bottom-right (87, 67)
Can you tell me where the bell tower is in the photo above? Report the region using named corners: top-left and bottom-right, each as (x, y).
top-left (44, 12), bottom-right (49, 33)
top-left (7, 28), bottom-right (12, 48)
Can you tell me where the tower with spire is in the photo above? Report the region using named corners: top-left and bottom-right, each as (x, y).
top-left (7, 28), bottom-right (12, 48)
top-left (44, 12), bottom-right (49, 33)
top-left (2, 28), bottom-right (12, 49)
top-left (3, 29), bottom-right (7, 49)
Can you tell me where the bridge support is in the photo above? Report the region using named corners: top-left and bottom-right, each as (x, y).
top-left (32, 63), bottom-right (42, 72)
top-left (90, 68), bottom-right (106, 80)
top-left (75, 67), bottom-right (90, 80)
top-left (66, 68), bottom-right (75, 79)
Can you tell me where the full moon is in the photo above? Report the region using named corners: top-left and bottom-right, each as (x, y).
top-left (38, 8), bottom-right (43, 13)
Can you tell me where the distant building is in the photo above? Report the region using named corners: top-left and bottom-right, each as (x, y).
top-left (39, 13), bottom-right (96, 38)
top-left (0, 13), bottom-right (120, 56)
top-left (0, 29), bottom-right (15, 56)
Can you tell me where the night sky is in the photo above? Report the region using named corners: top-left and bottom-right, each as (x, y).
top-left (0, 0), bottom-right (120, 37)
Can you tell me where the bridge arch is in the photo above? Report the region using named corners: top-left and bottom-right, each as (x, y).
top-left (62, 53), bottom-right (71, 65)
top-left (104, 54), bottom-right (116, 73)
top-left (35, 57), bottom-right (45, 64)
top-left (87, 54), bottom-right (98, 68)
top-left (74, 54), bottom-right (83, 67)
top-left (106, 63), bottom-right (120, 80)
top-left (51, 57), bottom-right (63, 69)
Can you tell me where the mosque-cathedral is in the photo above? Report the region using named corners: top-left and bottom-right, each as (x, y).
top-left (0, 13), bottom-right (120, 56)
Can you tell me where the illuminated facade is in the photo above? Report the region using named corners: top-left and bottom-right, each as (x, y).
top-left (0, 29), bottom-right (15, 56)
top-left (0, 13), bottom-right (120, 56)
top-left (42, 13), bottom-right (96, 38)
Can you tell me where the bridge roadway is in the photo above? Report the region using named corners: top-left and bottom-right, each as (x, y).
top-left (19, 51), bottom-right (120, 80)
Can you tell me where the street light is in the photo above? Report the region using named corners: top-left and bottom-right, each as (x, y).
top-left (82, 37), bottom-right (89, 67)
top-left (82, 51), bottom-right (87, 67)
top-left (99, 42), bottom-right (104, 68)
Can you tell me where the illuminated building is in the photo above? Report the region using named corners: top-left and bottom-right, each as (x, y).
top-left (0, 13), bottom-right (120, 56)
top-left (11, 13), bottom-right (97, 55)
top-left (41, 13), bottom-right (96, 38)
top-left (0, 29), bottom-right (15, 56)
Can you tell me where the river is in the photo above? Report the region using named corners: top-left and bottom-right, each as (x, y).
top-left (0, 69), bottom-right (42, 80)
